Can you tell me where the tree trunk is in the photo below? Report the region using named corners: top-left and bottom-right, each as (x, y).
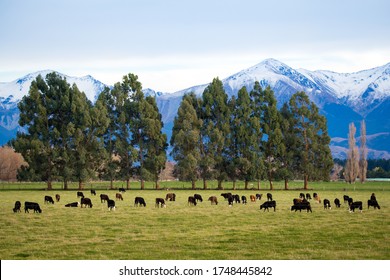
top-left (110, 178), bottom-right (114, 189)
top-left (217, 180), bottom-right (223, 190)
top-left (233, 180), bottom-right (236, 190)
top-left (78, 180), bottom-right (84, 190)
top-left (63, 180), bottom-right (68, 190)
top-left (284, 178), bottom-right (289, 190)
top-left (47, 180), bottom-right (52, 190)
top-left (257, 180), bottom-right (261, 190)
top-left (126, 179), bottom-right (130, 190)
top-left (155, 179), bottom-right (160, 190)
top-left (202, 178), bottom-right (207, 190)
top-left (191, 180), bottom-right (196, 190)
top-left (141, 179), bottom-right (145, 190)
top-left (244, 180), bottom-right (248, 190)
top-left (304, 174), bottom-right (308, 190)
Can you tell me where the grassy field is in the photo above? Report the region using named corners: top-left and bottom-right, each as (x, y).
top-left (0, 180), bottom-right (389, 260)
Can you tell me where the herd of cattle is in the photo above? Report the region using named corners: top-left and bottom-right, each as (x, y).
top-left (12, 188), bottom-right (382, 214)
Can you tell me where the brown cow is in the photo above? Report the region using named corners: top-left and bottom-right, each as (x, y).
top-left (166, 193), bottom-right (176, 201)
top-left (188, 196), bottom-right (197, 206)
top-left (100, 194), bottom-right (109, 203)
top-left (250, 195), bottom-right (256, 202)
top-left (55, 194), bottom-right (60, 202)
top-left (208, 196), bottom-right (218, 205)
top-left (115, 193), bottom-right (123, 201)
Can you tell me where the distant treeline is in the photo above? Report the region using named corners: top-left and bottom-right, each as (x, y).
top-left (9, 72), bottom-right (333, 190)
top-left (334, 158), bottom-right (390, 178)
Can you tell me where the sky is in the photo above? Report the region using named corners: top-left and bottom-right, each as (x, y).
top-left (1, 0), bottom-right (390, 93)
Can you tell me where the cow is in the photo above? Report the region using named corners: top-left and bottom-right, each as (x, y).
top-left (194, 194), bottom-right (203, 202)
top-left (107, 199), bottom-right (116, 211)
top-left (221, 193), bottom-right (232, 200)
top-left (349, 201), bottom-right (363, 212)
top-left (55, 194), bottom-right (60, 202)
top-left (299, 193), bottom-right (305, 199)
top-left (227, 195), bottom-right (234, 206)
top-left (119, 187), bottom-right (126, 193)
top-left (208, 196), bottom-right (218, 205)
top-left (241, 196), bottom-right (247, 204)
top-left (166, 193), bottom-right (176, 201)
top-left (266, 193), bottom-right (273, 201)
top-left (13, 201), bottom-right (21, 213)
top-left (115, 193), bottom-right (123, 201)
top-left (100, 194), bottom-right (109, 203)
top-left (314, 194), bottom-right (321, 203)
top-left (260, 200), bottom-right (276, 212)
top-left (233, 194), bottom-right (240, 203)
top-left (77, 191), bottom-right (84, 198)
top-left (256, 193), bottom-right (263, 200)
top-left (250, 195), bottom-right (256, 202)
top-left (134, 197), bottom-right (146, 207)
top-left (80, 197), bottom-right (93, 208)
top-left (44, 195), bottom-right (55, 204)
top-left (370, 193), bottom-right (377, 201)
top-left (24, 201), bottom-right (42, 213)
top-left (306, 193), bottom-right (312, 200)
top-left (65, 202), bottom-right (79, 207)
top-left (293, 198), bottom-right (304, 205)
top-left (343, 195), bottom-right (350, 203)
top-left (334, 198), bottom-right (341, 208)
top-left (323, 199), bottom-right (331, 210)
top-left (90, 189), bottom-right (96, 196)
top-left (291, 202), bottom-right (312, 213)
top-left (348, 197), bottom-right (354, 205)
top-left (188, 196), bottom-right (197, 206)
top-left (367, 199), bottom-right (381, 210)
top-left (155, 198), bottom-right (166, 208)
top-left (313, 193), bottom-right (318, 199)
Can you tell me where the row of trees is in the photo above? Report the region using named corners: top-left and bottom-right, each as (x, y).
top-left (12, 73), bottom-right (333, 190)
top-left (171, 78), bottom-right (333, 190)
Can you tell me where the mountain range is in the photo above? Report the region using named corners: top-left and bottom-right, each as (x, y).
top-left (1, 58), bottom-right (390, 159)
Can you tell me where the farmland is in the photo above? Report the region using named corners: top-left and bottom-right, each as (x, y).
top-left (0, 181), bottom-right (389, 260)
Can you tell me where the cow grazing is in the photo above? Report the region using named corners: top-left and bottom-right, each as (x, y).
top-left (80, 197), bottom-right (93, 208)
top-left (260, 200), bottom-right (276, 212)
top-left (256, 194), bottom-right (263, 200)
top-left (107, 199), bottom-right (116, 211)
top-left (299, 193), bottom-right (305, 199)
top-left (291, 202), bottom-right (312, 213)
top-left (115, 193), bottom-right (123, 201)
top-left (349, 201), bottom-right (363, 212)
top-left (155, 198), bottom-right (166, 208)
top-left (194, 194), bottom-right (203, 202)
top-left (233, 194), bottom-right (240, 203)
top-left (241, 196), bottom-right (247, 204)
top-left (348, 197), bottom-right (354, 205)
top-left (343, 195), bottom-right (350, 203)
top-left (250, 195), bottom-right (256, 202)
top-left (134, 197), bottom-right (146, 207)
top-left (227, 195), bottom-right (234, 206)
top-left (90, 189), bottom-right (96, 196)
top-left (323, 199), bottom-right (331, 210)
top-left (367, 199), bottom-right (380, 210)
top-left (119, 187), bottom-right (126, 193)
top-left (221, 193), bottom-right (232, 200)
top-left (370, 193), bottom-right (377, 201)
top-left (306, 193), bottom-right (312, 200)
top-left (313, 193), bottom-right (318, 199)
top-left (314, 194), bottom-right (321, 203)
top-left (266, 193), bottom-right (273, 201)
top-left (24, 201), bottom-right (42, 213)
top-left (100, 194), bottom-right (109, 203)
top-left (208, 196), bottom-right (218, 205)
top-left (44, 195), bottom-right (55, 204)
top-left (13, 201), bottom-right (21, 213)
top-left (334, 198), bottom-right (341, 208)
top-left (55, 194), bottom-right (60, 202)
top-left (188, 196), bottom-right (197, 206)
top-left (65, 202), bottom-right (79, 207)
top-left (77, 191), bottom-right (84, 198)
top-left (166, 193), bottom-right (176, 201)
top-left (293, 198), bottom-right (304, 205)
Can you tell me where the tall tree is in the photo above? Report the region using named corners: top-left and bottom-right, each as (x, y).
top-left (170, 93), bottom-right (202, 189)
top-left (201, 78), bottom-right (231, 189)
top-left (288, 92), bottom-right (333, 189)
top-left (359, 120), bottom-right (368, 183)
top-left (345, 122), bottom-right (359, 184)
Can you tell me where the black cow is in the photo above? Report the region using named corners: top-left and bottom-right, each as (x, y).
top-left (241, 196), bottom-right (247, 204)
top-left (134, 197), bottom-right (146, 207)
top-left (370, 193), bottom-right (377, 201)
top-left (267, 193), bottom-right (273, 201)
top-left (107, 199), bottom-right (116, 210)
top-left (166, 193), bottom-right (176, 201)
top-left (80, 197), bottom-right (93, 208)
top-left (155, 198), bottom-right (166, 208)
top-left (227, 195), bottom-right (234, 206)
top-left (65, 202), bottom-right (79, 207)
top-left (100, 194), bottom-right (109, 203)
top-left (44, 195), bottom-right (55, 204)
top-left (77, 191), bottom-right (84, 198)
top-left (208, 196), bottom-right (218, 205)
top-left (90, 189), bottom-right (96, 196)
top-left (334, 198), bottom-right (341, 208)
top-left (256, 193), bottom-right (263, 200)
top-left (306, 193), bottom-right (312, 200)
top-left (24, 201), bottom-right (42, 213)
top-left (323, 199), bottom-right (331, 210)
top-left (119, 187), bottom-right (126, 193)
top-left (260, 200), bottom-right (276, 212)
top-left (221, 193), bottom-right (232, 200)
top-left (349, 201), bottom-right (363, 212)
top-left (13, 201), bottom-right (21, 213)
top-left (233, 194), bottom-right (240, 203)
top-left (343, 195), bottom-right (350, 203)
top-left (291, 202), bottom-right (312, 213)
top-left (188, 196), bottom-right (197, 206)
top-left (348, 197), bottom-right (354, 205)
top-left (299, 193), bottom-right (305, 199)
top-left (194, 194), bottom-right (203, 202)
top-left (55, 194), bottom-right (60, 202)
top-left (367, 199), bottom-right (381, 210)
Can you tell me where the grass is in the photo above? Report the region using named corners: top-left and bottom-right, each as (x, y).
top-left (0, 180), bottom-right (389, 260)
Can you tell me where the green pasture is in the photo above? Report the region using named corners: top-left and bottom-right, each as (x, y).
top-left (0, 181), bottom-right (389, 260)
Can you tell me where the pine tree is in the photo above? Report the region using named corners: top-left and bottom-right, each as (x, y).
top-left (345, 122), bottom-right (359, 184)
top-left (170, 93), bottom-right (202, 189)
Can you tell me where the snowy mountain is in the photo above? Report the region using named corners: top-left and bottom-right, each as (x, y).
top-left (1, 59), bottom-right (390, 158)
